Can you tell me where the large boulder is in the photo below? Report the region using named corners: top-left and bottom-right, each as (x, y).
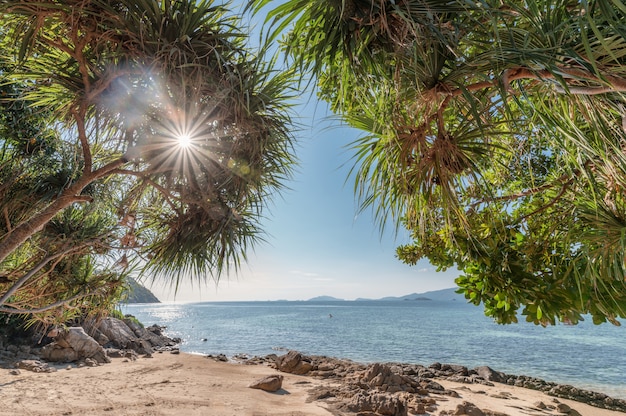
top-left (96, 317), bottom-right (152, 354)
top-left (275, 350), bottom-right (313, 375)
top-left (356, 363), bottom-right (419, 393)
top-left (474, 366), bottom-right (506, 383)
top-left (85, 317), bottom-right (179, 354)
top-left (124, 319), bottom-right (176, 349)
top-left (41, 327), bottom-right (109, 364)
top-left (96, 317), bottom-right (136, 346)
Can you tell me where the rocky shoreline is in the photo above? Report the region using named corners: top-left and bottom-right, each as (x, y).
top-left (0, 316), bottom-right (180, 372)
top-left (214, 350), bottom-right (626, 415)
top-left (1, 319), bottom-right (624, 416)
top-left (180, 349), bottom-right (626, 414)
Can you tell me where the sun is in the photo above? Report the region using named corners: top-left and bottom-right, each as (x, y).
top-left (177, 134), bottom-right (192, 148)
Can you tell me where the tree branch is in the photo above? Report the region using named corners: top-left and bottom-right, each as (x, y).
top-left (471, 172), bottom-right (574, 207)
top-left (0, 290), bottom-right (98, 314)
top-left (518, 177), bottom-right (576, 222)
top-left (0, 157), bottom-right (126, 265)
top-left (111, 168), bottom-right (181, 212)
top-left (3, 206), bottom-right (11, 233)
top-left (438, 66), bottom-right (626, 111)
top-left (73, 106), bottom-right (92, 173)
top-left (0, 246), bottom-right (78, 306)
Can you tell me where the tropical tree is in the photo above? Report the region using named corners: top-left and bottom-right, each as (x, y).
top-left (253, 0), bottom-right (626, 324)
top-left (0, 0), bottom-right (295, 323)
top-left (0, 63), bottom-right (126, 325)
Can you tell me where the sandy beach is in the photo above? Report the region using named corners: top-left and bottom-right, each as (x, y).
top-left (0, 351), bottom-right (623, 416)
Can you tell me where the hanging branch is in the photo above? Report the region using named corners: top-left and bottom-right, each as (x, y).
top-left (0, 290), bottom-right (99, 314)
top-left (518, 176), bottom-right (576, 222)
top-left (435, 66), bottom-right (626, 114)
top-left (0, 245), bottom-right (78, 307)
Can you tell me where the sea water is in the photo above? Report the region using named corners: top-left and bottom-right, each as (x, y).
top-left (122, 300), bottom-right (626, 400)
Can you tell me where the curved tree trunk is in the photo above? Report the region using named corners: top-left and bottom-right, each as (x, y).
top-left (0, 158), bottom-right (126, 265)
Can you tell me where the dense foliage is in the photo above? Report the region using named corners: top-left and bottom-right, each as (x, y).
top-left (254, 0), bottom-right (626, 324)
top-left (5, 0), bottom-right (626, 327)
top-left (0, 0), bottom-right (295, 324)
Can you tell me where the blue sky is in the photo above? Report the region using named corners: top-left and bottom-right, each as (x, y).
top-left (149, 96), bottom-right (459, 302)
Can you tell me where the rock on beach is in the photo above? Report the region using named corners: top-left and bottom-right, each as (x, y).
top-left (248, 374), bottom-right (284, 392)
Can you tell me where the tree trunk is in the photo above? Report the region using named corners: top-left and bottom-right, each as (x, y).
top-left (0, 158), bottom-right (126, 265)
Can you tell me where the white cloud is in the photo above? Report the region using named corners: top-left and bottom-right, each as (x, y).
top-left (289, 270), bottom-right (320, 277)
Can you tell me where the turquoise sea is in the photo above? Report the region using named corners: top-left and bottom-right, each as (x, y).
top-left (122, 300), bottom-right (626, 400)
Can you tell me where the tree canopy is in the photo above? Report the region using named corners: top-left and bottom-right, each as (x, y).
top-left (0, 0), bottom-right (296, 323)
top-left (253, 0), bottom-right (626, 325)
top-left (4, 0), bottom-right (626, 327)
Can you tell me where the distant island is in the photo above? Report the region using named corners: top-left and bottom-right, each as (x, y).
top-left (307, 295), bottom-right (345, 302)
top-left (307, 287), bottom-right (463, 302)
top-left (123, 278), bottom-right (161, 303)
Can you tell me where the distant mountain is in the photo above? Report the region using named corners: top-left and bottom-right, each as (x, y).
top-left (307, 295), bottom-right (345, 301)
top-left (123, 278), bottom-right (160, 303)
top-left (382, 288), bottom-right (464, 302)
top-left (355, 288), bottom-right (465, 302)
top-left (421, 287), bottom-right (465, 301)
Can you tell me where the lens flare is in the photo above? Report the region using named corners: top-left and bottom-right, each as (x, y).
top-left (178, 134), bottom-right (192, 148)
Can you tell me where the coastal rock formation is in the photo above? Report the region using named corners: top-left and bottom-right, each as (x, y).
top-left (0, 343), bottom-right (40, 365)
top-left (275, 350), bottom-right (314, 375)
top-left (248, 374), bottom-right (284, 392)
top-left (274, 353), bottom-right (458, 416)
top-left (1, 316), bottom-right (179, 370)
top-left (355, 363), bottom-right (422, 393)
top-left (41, 327), bottom-right (110, 364)
top-left (342, 391), bottom-right (408, 416)
top-left (474, 366), bottom-right (506, 383)
top-left (84, 317), bottom-right (180, 355)
top-left (271, 351), bottom-right (626, 415)
top-left (90, 317), bottom-right (151, 354)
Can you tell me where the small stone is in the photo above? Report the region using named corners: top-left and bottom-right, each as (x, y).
top-left (84, 358), bottom-right (98, 367)
top-left (9, 369), bottom-right (20, 375)
top-left (556, 403), bottom-right (571, 413)
top-left (534, 401), bottom-right (547, 409)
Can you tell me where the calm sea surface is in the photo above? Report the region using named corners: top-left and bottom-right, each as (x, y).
top-left (122, 300), bottom-right (626, 400)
